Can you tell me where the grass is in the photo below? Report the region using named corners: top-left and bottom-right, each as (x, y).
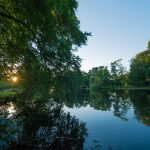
top-left (0, 91), bottom-right (17, 98)
top-left (0, 91), bottom-right (18, 104)
top-left (0, 81), bottom-right (20, 101)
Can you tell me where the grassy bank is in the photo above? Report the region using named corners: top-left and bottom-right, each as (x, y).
top-left (0, 91), bottom-right (17, 98)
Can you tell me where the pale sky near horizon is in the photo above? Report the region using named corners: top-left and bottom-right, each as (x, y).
top-left (76, 0), bottom-right (150, 72)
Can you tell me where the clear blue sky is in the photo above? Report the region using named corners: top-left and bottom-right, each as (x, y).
top-left (76, 0), bottom-right (150, 72)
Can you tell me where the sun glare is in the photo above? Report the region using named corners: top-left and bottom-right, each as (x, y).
top-left (12, 76), bottom-right (18, 82)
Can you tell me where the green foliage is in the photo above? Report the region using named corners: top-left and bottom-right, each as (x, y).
top-left (89, 66), bottom-right (111, 89)
top-left (89, 61), bottom-right (128, 89)
top-left (87, 42), bottom-right (150, 89)
top-left (53, 70), bottom-right (89, 102)
top-left (0, 91), bottom-right (17, 98)
top-left (110, 59), bottom-right (128, 87)
top-left (0, 0), bottom-right (90, 87)
top-left (87, 44), bottom-right (150, 89)
top-left (129, 42), bottom-right (150, 87)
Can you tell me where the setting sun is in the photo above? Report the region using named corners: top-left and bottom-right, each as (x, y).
top-left (12, 76), bottom-right (18, 82)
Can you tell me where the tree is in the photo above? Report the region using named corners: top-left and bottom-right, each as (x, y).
top-left (110, 59), bottom-right (128, 87)
top-left (89, 66), bottom-right (111, 89)
top-left (53, 70), bottom-right (89, 104)
top-left (0, 0), bottom-right (90, 85)
top-left (129, 42), bottom-right (150, 87)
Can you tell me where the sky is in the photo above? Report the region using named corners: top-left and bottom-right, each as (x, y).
top-left (75, 0), bottom-right (150, 72)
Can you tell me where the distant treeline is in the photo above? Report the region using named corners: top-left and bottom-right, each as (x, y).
top-left (60, 41), bottom-right (150, 93)
top-left (88, 41), bottom-right (150, 89)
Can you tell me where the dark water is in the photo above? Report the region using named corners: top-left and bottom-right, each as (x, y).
top-left (1, 90), bottom-right (150, 150)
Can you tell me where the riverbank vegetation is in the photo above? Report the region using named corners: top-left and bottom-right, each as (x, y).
top-left (0, 0), bottom-right (90, 95)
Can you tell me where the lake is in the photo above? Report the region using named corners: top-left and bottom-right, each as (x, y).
top-left (62, 90), bottom-right (150, 150)
top-left (1, 89), bottom-right (150, 150)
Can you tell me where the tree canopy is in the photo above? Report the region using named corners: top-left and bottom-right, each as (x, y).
top-left (0, 0), bottom-right (90, 81)
top-left (129, 42), bottom-right (150, 87)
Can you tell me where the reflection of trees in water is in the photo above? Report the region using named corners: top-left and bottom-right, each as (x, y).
top-left (90, 91), bottom-right (111, 111)
top-left (1, 89), bottom-right (150, 149)
top-left (55, 87), bottom-right (132, 121)
top-left (58, 88), bottom-right (150, 126)
top-left (129, 90), bottom-right (150, 126)
top-left (112, 94), bottom-right (131, 121)
top-left (107, 91), bottom-right (131, 121)
top-left (90, 90), bottom-right (132, 121)
top-left (90, 90), bottom-right (150, 124)
top-left (0, 100), bottom-right (87, 150)
top-left (54, 89), bottom-right (90, 108)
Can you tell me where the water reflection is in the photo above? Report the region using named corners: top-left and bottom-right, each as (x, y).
top-left (0, 89), bottom-right (150, 149)
top-left (129, 90), bottom-right (150, 126)
top-left (58, 89), bottom-right (150, 125)
top-left (0, 100), bottom-right (87, 149)
top-left (61, 89), bottom-right (150, 150)
top-left (90, 91), bottom-right (111, 111)
top-left (54, 89), bottom-right (90, 108)
top-left (111, 91), bottom-right (131, 121)
top-left (60, 89), bottom-right (132, 121)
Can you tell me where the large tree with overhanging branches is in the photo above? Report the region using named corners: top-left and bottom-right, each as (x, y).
top-left (0, 0), bottom-right (90, 84)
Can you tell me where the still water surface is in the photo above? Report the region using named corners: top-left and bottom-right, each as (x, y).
top-left (1, 90), bottom-right (150, 150)
top-left (63, 90), bottom-right (150, 150)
